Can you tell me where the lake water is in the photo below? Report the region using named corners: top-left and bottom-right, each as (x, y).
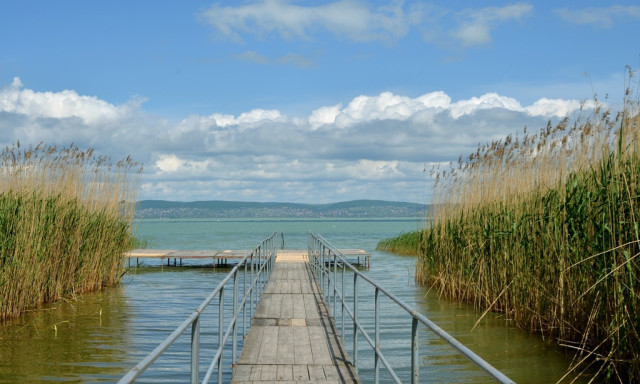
top-left (0, 218), bottom-right (590, 383)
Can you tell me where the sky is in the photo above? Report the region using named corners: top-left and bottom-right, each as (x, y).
top-left (0, 1), bottom-right (638, 204)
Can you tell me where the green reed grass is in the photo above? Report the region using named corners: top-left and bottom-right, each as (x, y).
top-left (0, 143), bottom-right (141, 320)
top-left (417, 68), bottom-right (640, 383)
top-left (376, 231), bottom-right (423, 255)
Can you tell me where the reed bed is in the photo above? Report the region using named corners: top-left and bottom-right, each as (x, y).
top-left (0, 143), bottom-right (141, 320)
top-left (376, 231), bottom-right (423, 255)
top-left (417, 71), bottom-right (640, 383)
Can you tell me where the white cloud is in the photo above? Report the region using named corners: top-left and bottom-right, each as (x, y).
top-left (201, 0), bottom-right (419, 43)
top-left (200, 1), bottom-right (536, 53)
top-left (155, 154), bottom-right (211, 175)
top-left (555, 5), bottom-right (640, 28)
top-left (0, 77), bottom-right (143, 124)
top-left (525, 98), bottom-right (587, 117)
top-left (308, 90), bottom-right (582, 126)
top-left (309, 103), bottom-right (342, 129)
top-left (0, 78), bottom-right (595, 203)
top-left (449, 93), bottom-right (522, 118)
top-left (452, 3), bottom-right (533, 46)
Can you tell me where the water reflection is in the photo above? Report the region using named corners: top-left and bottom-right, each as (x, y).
top-left (346, 249), bottom-right (592, 384)
top-left (0, 219), bottom-right (594, 383)
top-left (0, 288), bottom-right (131, 383)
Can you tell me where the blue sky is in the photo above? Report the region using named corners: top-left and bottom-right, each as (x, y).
top-left (1, 1), bottom-right (638, 203)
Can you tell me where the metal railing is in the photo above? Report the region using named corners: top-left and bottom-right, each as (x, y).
top-left (307, 232), bottom-right (516, 384)
top-left (119, 232), bottom-right (281, 383)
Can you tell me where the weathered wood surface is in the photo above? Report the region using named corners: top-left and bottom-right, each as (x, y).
top-left (125, 249), bottom-right (252, 259)
top-left (126, 249), bottom-right (368, 260)
top-left (232, 250), bottom-right (360, 384)
top-left (125, 248), bottom-right (370, 269)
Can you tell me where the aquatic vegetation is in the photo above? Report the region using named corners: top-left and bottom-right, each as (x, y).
top-left (417, 68), bottom-right (640, 383)
top-left (376, 230), bottom-right (423, 255)
top-left (0, 143), bottom-right (141, 320)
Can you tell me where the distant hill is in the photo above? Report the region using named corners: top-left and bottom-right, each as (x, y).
top-left (134, 199), bottom-right (428, 219)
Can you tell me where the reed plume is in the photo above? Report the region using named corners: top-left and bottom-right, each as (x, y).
top-left (418, 67), bottom-right (640, 383)
top-left (0, 143), bottom-right (142, 320)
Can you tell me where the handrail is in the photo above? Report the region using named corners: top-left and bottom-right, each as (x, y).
top-left (307, 232), bottom-right (516, 384)
top-left (119, 232), bottom-right (281, 383)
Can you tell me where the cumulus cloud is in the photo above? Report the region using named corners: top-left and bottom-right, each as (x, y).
top-left (555, 5), bottom-right (640, 28)
top-left (308, 90), bottom-right (581, 128)
top-left (0, 78), bottom-right (593, 203)
top-left (201, 0), bottom-right (418, 43)
top-left (0, 77), bottom-right (143, 124)
top-left (452, 2), bottom-right (533, 46)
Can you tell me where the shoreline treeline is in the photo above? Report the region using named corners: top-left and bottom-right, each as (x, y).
top-left (0, 143), bottom-right (141, 321)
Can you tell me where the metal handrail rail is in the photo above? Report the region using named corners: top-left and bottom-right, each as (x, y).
top-left (307, 232), bottom-right (516, 384)
top-left (119, 232), bottom-right (281, 384)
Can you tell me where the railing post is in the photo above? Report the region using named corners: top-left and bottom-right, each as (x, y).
top-left (250, 253), bottom-right (255, 321)
top-left (191, 316), bottom-right (200, 384)
top-left (374, 287), bottom-right (380, 384)
top-left (411, 316), bottom-right (419, 384)
top-left (353, 273), bottom-right (358, 371)
top-left (233, 267), bottom-right (239, 369)
top-left (320, 245), bottom-right (325, 292)
top-left (341, 261), bottom-right (345, 336)
top-left (332, 253), bottom-right (337, 316)
top-left (325, 249), bottom-right (330, 295)
top-left (218, 287), bottom-right (224, 383)
top-left (243, 260), bottom-right (247, 337)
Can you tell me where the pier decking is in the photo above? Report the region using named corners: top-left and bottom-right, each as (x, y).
top-left (231, 250), bottom-right (360, 384)
top-left (126, 248), bottom-right (370, 269)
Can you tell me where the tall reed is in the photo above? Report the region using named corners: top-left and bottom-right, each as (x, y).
top-left (418, 68), bottom-right (640, 383)
top-left (376, 231), bottom-right (423, 255)
top-left (0, 143), bottom-right (141, 320)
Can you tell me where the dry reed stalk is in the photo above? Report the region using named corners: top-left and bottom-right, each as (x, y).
top-left (0, 143), bottom-right (142, 320)
top-left (418, 67), bottom-right (640, 383)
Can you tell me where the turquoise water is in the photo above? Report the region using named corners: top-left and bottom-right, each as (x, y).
top-left (0, 218), bottom-right (589, 383)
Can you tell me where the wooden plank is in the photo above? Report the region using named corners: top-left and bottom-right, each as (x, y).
top-left (308, 365), bottom-right (326, 380)
top-left (249, 365), bottom-right (262, 381)
top-left (276, 365), bottom-right (293, 381)
top-left (276, 326), bottom-right (294, 364)
top-left (292, 365), bottom-right (309, 381)
top-left (292, 294), bottom-right (307, 319)
top-left (304, 294), bottom-right (319, 319)
top-left (293, 327), bottom-right (314, 365)
top-left (232, 364), bottom-right (251, 381)
top-left (232, 250), bottom-right (360, 383)
top-left (281, 294), bottom-right (294, 318)
top-left (255, 295), bottom-right (269, 318)
top-left (266, 294), bottom-right (282, 318)
top-left (260, 365), bottom-right (277, 380)
top-left (257, 326), bottom-right (278, 364)
top-left (238, 326), bottom-right (264, 364)
top-left (308, 326), bottom-right (333, 365)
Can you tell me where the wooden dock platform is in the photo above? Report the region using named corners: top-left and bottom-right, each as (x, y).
top-left (232, 250), bottom-right (361, 384)
top-left (125, 248), bottom-right (370, 269)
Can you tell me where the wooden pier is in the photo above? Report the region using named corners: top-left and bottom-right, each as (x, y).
top-left (231, 250), bottom-right (360, 384)
top-left (125, 248), bottom-right (370, 269)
